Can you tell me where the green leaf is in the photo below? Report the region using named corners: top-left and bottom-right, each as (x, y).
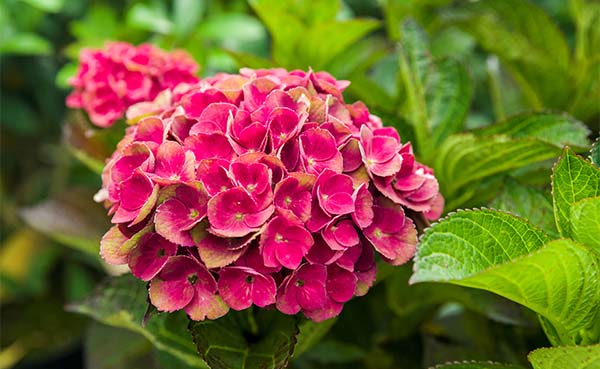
top-left (473, 113), bottom-right (590, 150)
top-left (429, 362), bottom-right (525, 369)
top-left (570, 197), bottom-right (600, 250)
top-left (387, 264), bottom-right (530, 326)
top-left (528, 344), bottom-right (600, 369)
top-left (68, 275), bottom-right (208, 368)
top-left (0, 32), bottom-right (51, 55)
top-left (398, 19), bottom-right (432, 155)
top-left (413, 214), bottom-right (600, 345)
top-left (20, 189), bottom-right (109, 257)
top-left (552, 149), bottom-right (600, 238)
top-left (55, 63), bottom-right (77, 89)
top-left (173, 0), bottom-right (206, 38)
top-left (590, 138), bottom-right (600, 168)
top-left (226, 50), bottom-right (274, 69)
top-left (435, 134), bottom-right (561, 199)
top-left (490, 179), bottom-right (559, 238)
top-left (20, 0), bottom-right (64, 13)
top-left (428, 58), bottom-right (472, 146)
top-left (298, 19), bottom-right (380, 69)
top-left (249, 0), bottom-right (305, 67)
top-left (571, 0), bottom-right (600, 62)
top-left (445, 0), bottom-right (571, 109)
top-left (189, 309), bottom-right (298, 369)
top-left (126, 3), bottom-right (173, 35)
top-left (294, 317), bottom-right (337, 356)
top-left (411, 209), bottom-right (551, 284)
top-left (85, 322), bottom-right (153, 369)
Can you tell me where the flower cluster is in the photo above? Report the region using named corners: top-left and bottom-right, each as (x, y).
top-left (67, 42), bottom-right (199, 127)
top-left (94, 64), bottom-right (444, 321)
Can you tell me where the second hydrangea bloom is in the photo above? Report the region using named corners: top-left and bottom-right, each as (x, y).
top-left (91, 55), bottom-right (443, 321)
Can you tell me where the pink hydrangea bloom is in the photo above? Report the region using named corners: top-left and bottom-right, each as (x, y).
top-left (89, 64), bottom-right (444, 322)
top-left (67, 42), bottom-right (199, 127)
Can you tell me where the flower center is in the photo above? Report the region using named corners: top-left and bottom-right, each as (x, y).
top-left (295, 279), bottom-right (305, 287)
top-left (188, 274), bottom-right (198, 285)
top-left (157, 248), bottom-right (166, 258)
top-left (284, 196), bottom-right (292, 205)
top-left (307, 158), bottom-right (315, 166)
top-left (245, 275), bottom-right (254, 284)
top-left (275, 233), bottom-right (285, 242)
top-left (247, 183), bottom-right (256, 192)
top-left (189, 209), bottom-right (199, 219)
top-left (374, 228), bottom-right (383, 239)
top-left (235, 213), bottom-right (244, 221)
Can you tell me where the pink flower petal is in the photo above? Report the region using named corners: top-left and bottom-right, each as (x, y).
top-left (128, 233), bottom-right (177, 281)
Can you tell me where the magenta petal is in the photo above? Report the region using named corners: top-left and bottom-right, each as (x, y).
top-left (364, 204), bottom-right (417, 265)
top-left (276, 275), bottom-right (301, 315)
top-left (326, 265), bottom-right (357, 303)
top-left (155, 199), bottom-right (196, 246)
top-left (192, 102), bottom-right (238, 134)
top-left (352, 183), bottom-right (374, 228)
top-left (274, 176), bottom-right (312, 222)
top-left (185, 286), bottom-right (229, 321)
top-left (154, 141), bottom-right (186, 178)
top-left (128, 233), bottom-right (177, 281)
top-left (332, 220), bottom-right (359, 248)
top-left (207, 188), bottom-right (263, 237)
top-left (218, 267), bottom-right (253, 310)
top-left (149, 277), bottom-right (194, 312)
top-left (218, 267), bottom-right (276, 310)
top-left (305, 235), bottom-right (343, 265)
top-left (184, 133), bottom-right (234, 161)
top-left (150, 256), bottom-right (218, 313)
top-left (303, 298), bottom-right (343, 322)
top-left (335, 244), bottom-right (362, 271)
top-left (299, 128), bottom-right (338, 161)
top-left (260, 216), bottom-right (314, 269)
top-left (295, 264), bottom-right (328, 311)
top-left (268, 107), bottom-right (300, 150)
top-left (197, 159), bottom-right (233, 196)
top-left (230, 162), bottom-right (271, 196)
top-left (196, 232), bottom-right (253, 268)
top-left (119, 173), bottom-right (153, 210)
top-left (100, 226), bottom-right (130, 265)
top-left (340, 139), bottom-right (362, 172)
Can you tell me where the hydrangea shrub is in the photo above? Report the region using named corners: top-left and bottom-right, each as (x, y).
top-left (73, 42), bottom-right (444, 322)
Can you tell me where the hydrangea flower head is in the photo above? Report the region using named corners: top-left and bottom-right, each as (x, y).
top-left (67, 42), bottom-right (199, 127)
top-left (81, 55), bottom-right (444, 322)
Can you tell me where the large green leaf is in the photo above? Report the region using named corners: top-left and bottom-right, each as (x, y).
top-left (528, 344), bottom-right (600, 369)
top-left (413, 211), bottom-right (600, 345)
top-left (298, 19), bottom-right (380, 70)
top-left (428, 58), bottom-right (472, 147)
top-left (294, 317), bottom-right (337, 356)
top-left (445, 0), bottom-right (571, 109)
top-left (68, 275), bottom-right (208, 368)
top-left (85, 322), bottom-right (153, 369)
top-left (398, 20), bottom-right (472, 157)
top-left (590, 137), bottom-right (600, 168)
top-left (189, 309), bottom-right (298, 369)
top-left (473, 113), bottom-right (590, 150)
top-left (428, 362), bottom-right (525, 369)
top-left (250, 0), bottom-right (378, 69)
top-left (570, 197), bottom-right (600, 250)
top-left (552, 149), bottom-right (600, 238)
top-left (411, 209), bottom-right (551, 283)
top-left (387, 264), bottom-right (530, 326)
top-left (490, 179), bottom-right (558, 238)
top-left (435, 134), bottom-right (561, 198)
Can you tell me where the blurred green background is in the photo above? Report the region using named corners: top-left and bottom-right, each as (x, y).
top-left (1, 0), bottom-right (598, 368)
